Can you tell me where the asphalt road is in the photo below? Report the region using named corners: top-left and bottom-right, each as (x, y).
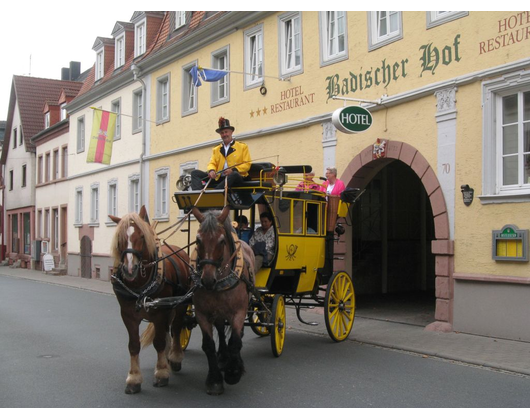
top-left (0, 276), bottom-right (528, 408)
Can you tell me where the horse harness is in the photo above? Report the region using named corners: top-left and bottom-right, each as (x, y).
top-left (111, 234), bottom-right (188, 309)
top-left (190, 230), bottom-right (252, 292)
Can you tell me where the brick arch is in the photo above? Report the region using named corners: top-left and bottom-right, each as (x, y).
top-left (340, 140), bottom-right (454, 332)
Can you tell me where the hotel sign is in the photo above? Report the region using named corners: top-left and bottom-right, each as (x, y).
top-left (332, 105), bottom-right (373, 134)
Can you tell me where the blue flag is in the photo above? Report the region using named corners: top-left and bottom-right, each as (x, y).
top-left (190, 66), bottom-right (228, 87)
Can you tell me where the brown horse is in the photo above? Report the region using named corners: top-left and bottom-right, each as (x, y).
top-left (109, 206), bottom-right (190, 394)
top-left (191, 206), bottom-right (255, 395)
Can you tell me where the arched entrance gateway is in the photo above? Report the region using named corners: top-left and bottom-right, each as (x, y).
top-left (338, 140), bottom-right (454, 332)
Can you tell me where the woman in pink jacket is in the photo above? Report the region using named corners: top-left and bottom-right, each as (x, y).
top-left (320, 167), bottom-right (346, 196)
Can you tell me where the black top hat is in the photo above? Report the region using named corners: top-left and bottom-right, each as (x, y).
top-left (216, 117), bottom-right (235, 133)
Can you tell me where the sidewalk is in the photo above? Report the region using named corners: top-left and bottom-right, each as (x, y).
top-left (2, 265), bottom-right (530, 376)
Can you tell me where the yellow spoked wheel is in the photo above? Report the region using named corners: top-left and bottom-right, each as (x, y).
top-left (179, 305), bottom-right (194, 351)
top-left (324, 271), bottom-right (355, 342)
top-left (270, 294), bottom-right (286, 357)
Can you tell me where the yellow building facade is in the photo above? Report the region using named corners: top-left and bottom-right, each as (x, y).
top-left (127, 11), bottom-right (530, 341)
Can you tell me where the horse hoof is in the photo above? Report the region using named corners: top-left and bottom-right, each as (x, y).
top-left (170, 361), bottom-right (182, 372)
top-left (125, 383), bottom-right (141, 394)
top-left (206, 382), bottom-right (224, 396)
top-left (224, 370), bottom-right (243, 385)
top-left (153, 377), bottom-right (169, 388)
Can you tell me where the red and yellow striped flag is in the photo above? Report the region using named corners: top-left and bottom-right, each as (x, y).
top-left (87, 108), bottom-right (117, 164)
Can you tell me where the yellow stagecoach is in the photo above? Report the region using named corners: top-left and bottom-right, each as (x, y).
top-left (169, 162), bottom-right (362, 357)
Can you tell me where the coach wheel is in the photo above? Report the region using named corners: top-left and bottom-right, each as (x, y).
top-left (250, 303), bottom-right (271, 337)
top-left (180, 305), bottom-right (194, 350)
top-left (270, 294), bottom-right (286, 357)
top-left (324, 271), bottom-right (355, 342)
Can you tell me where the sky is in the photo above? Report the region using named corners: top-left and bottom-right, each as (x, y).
top-left (0, 11), bottom-right (134, 121)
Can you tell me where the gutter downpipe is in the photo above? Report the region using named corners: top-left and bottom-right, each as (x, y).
top-left (131, 64), bottom-right (146, 208)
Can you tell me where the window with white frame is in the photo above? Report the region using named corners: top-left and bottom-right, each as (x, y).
top-left (133, 88), bottom-right (143, 132)
top-left (176, 11), bottom-right (186, 28)
top-left (135, 19), bottom-right (146, 57)
top-left (157, 74), bottom-right (170, 123)
top-left (427, 11), bottom-right (468, 29)
top-left (499, 91), bottom-right (530, 189)
top-left (111, 99), bottom-right (121, 140)
top-left (60, 103), bottom-right (67, 121)
top-left (155, 168), bottom-right (169, 219)
top-left (96, 48), bottom-right (104, 80)
top-left (368, 11), bottom-right (402, 51)
top-left (53, 209), bottom-right (59, 251)
top-left (244, 25), bottom-right (264, 89)
top-left (211, 47), bottom-right (230, 106)
top-left (62, 146), bottom-right (68, 178)
top-left (75, 188), bottom-right (83, 225)
top-left (108, 180), bottom-right (118, 220)
top-left (115, 34), bottom-right (125, 68)
top-left (77, 116), bottom-right (85, 152)
top-left (45, 152), bottom-right (51, 182)
top-left (279, 12), bottom-right (302, 77)
top-left (319, 11), bottom-right (348, 66)
top-left (12, 128), bottom-right (17, 149)
top-left (182, 62), bottom-right (198, 116)
top-left (53, 149), bottom-right (59, 180)
top-left (90, 183), bottom-right (99, 224)
top-left (482, 70), bottom-right (530, 202)
top-left (129, 174), bottom-right (140, 214)
top-left (44, 112), bottom-right (50, 129)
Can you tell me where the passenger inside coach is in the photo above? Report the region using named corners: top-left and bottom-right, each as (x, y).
top-left (320, 167), bottom-right (346, 197)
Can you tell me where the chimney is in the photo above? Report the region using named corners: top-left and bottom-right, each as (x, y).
top-left (61, 62), bottom-right (82, 81)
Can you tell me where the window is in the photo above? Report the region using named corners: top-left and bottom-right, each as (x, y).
top-left (53, 149), bottom-right (59, 180)
top-left (135, 19), bottom-right (146, 57)
top-left (44, 112), bottom-right (50, 129)
top-left (44, 209), bottom-right (50, 238)
top-left (60, 104), bottom-right (67, 121)
top-left (37, 210), bottom-right (42, 238)
top-left (11, 214), bottom-right (18, 252)
top-left (38, 155), bottom-right (43, 184)
top-left (13, 128), bottom-right (17, 149)
top-left (155, 168), bottom-right (169, 219)
top-left (53, 209), bottom-right (59, 251)
top-left (111, 99), bottom-right (121, 140)
top-left (23, 213), bottom-right (31, 254)
top-left (176, 11), bottom-right (186, 28)
top-left (427, 11), bottom-right (468, 29)
top-left (133, 88), bottom-right (143, 132)
top-left (96, 49), bottom-right (104, 81)
top-left (22, 164), bottom-right (26, 187)
top-left (61, 146), bottom-right (68, 178)
top-left (115, 35), bottom-right (125, 68)
top-left (129, 174), bottom-right (140, 213)
top-left (108, 180), bottom-right (118, 220)
top-left (244, 25), bottom-right (264, 89)
top-left (19, 127), bottom-right (23, 146)
top-left (90, 183), bottom-right (99, 224)
top-left (279, 12), bottom-right (303, 77)
top-left (368, 11), bottom-right (402, 51)
top-left (499, 91), bottom-right (530, 188)
top-left (9, 170), bottom-right (13, 190)
top-left (211, 47), bottom-right (230, 106)
top-left (77, 116), bottom-right (85, 152)
top-left (157, 74), bottom-right (170, 123)
top-left (482, 70), bottom-right (530, 203)
top-left (75, 188), bottom-right (83, 225)
top-left (45, 152), bottom-right (51, 183)
top-left (320, 12), bottom-right (348, 66)
top-left (182, 62), bottom-right (198, 116)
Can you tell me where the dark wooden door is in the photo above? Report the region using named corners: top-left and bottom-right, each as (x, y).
top-left (80, 236), bottom-right (92, 279)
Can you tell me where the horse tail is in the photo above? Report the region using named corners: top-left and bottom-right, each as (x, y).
top-left (140, 323), bottom-right (155, 349)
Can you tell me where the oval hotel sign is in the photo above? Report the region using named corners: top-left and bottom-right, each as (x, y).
top-left (332, 105), bottom-right (373, 134)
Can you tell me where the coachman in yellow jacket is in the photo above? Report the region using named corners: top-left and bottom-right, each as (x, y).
top-left (191, 117), bottom-right (252, 190)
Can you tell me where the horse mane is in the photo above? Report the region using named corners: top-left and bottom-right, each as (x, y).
top-left (200, 210), bottom-right (236, 249)
top-left (110, 213), bottom-right (158, 264)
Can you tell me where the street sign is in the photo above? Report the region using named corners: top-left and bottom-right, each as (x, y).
top-left (332, 105), bottom-right (373, 134)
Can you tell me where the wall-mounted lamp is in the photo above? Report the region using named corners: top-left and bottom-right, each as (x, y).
top-left (461, 184), bottom-right (474, 206)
